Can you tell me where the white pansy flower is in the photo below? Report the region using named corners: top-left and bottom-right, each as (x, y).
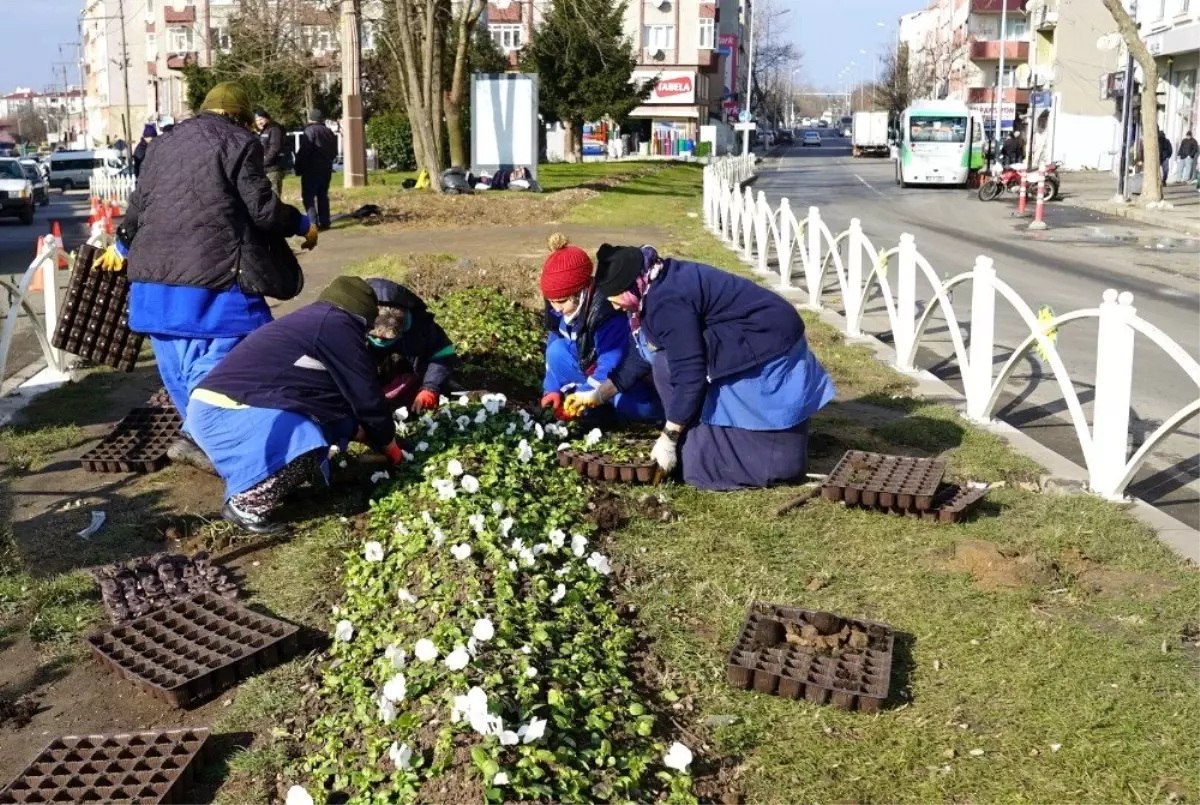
top-left (422, 511), bottom-right (435, 526)
top-left (500, 518), bottom-right (515, 537)
top-left (518, 716), bottom-right (547, 744)
top-left (395, 406), bottom-right (409, 422)
top-left (447, 459), bottom-right (465, 477)
top-left (663, 741), bottom-right (693, 772)
top-left (549, 529), bottom-right (566, 549)
top-left (402, 449), bottom-right (415, 462)
top-left (557, 442), bottom-right (571, 452)
top-left (468, 513), bottom-right (486, 534)
top-left (439, 395), bottom-right (450, 407)
top-left (499, 730), bottom-right (519, 746)
top-left (458, 394), bottom-right (472, 407)
top-left (370, 471), bottom-right (390, 485)
top-left (432, 527), bottom-right (446, 547)
top-left (555, 566), bottom-right (570, 577)
top-left (285, 786), bottom-right (314, 805)
top-left (550, 583), bottom-right (566, 604)
top-left (461, 474), bottom-right (480, 494)
top-left (451, 543), bottom-right (472, 560)
top-left (584, 428), bottom-right (603, 447)
top-left (444, 646), bottom-right (471, 671)
top-left (505, 422), bottom-right (517, 436)
top-left (414, 639), bottom-right (438, 662)
top-left (364, 541), bottom-right (384, 562)
top-left (520, 645), bottom-right (532, 654)
top-left (587, 552), bottom-right (613, 576)
top-left (510, 537), bottom-right (525, 552)
top-left (493, 771), bottom-right (510, 785)
top-left (534, 423), bottom-right (545, 441)
top-left (517, 440), bottom-right (534, 463)
top-left (432, 479), bottom-right (457, 500)
top-left (533, 543), bottom-right (548, 555)
top-left (383, 672), bottom-right (407, 702)
top-left (571, 534), bottom-right (588, 557)
top-left (472, 618), bottom-right (495, 641)
top-left (508, 560), bottom-right (518, 571)
top-left (523, 418), bottom-right (535, 432)
top-left (525, 666), bottom-right (538, 678)
top-left (397, 588), bottom-right (418, 604)
top-left (491, 500), bottom-right (504, 514)
top-left (388, 741), bottom-right (413, 770)
top-left (426, 419), bottom-right (439, 436)
top-left (377, 695), bottom-right (396, 724)
top-left (518, 548), bottom-right (535, 566)
top-left (394, 521), bottom-right (410, 536)
top-left (482, 394), bottom-right (506, 414)
top-left (416, 441), bottom-right (430, 452)
top-left (475, 409), bottom-right (488, 424)
top-left (335, 619), bottom-right (354, 642)
top-left (467, 636), bottom-right (479, 655)
top-left (384, 644), bottom-right (407, 669)
top-left (456, 415), bottom-right (471, 431)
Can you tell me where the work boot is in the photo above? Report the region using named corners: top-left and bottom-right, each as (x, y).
top-left (167, 436), bottom-right (217, 475)
top-left (221, 501), bottom-right (286, 536)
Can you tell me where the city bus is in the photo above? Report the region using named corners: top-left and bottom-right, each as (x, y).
top-left (895, 101), bottom-right (985, 188)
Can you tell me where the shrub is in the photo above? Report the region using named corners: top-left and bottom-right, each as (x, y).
top-left (369, 111), bottom-right (417, 171)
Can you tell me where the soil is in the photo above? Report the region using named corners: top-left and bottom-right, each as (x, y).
top-left (588, 491), bottom-right (628, 533)
top-left (1060, 548), bottom-right (1177, 600)
top-left (0, 694), bottom-right (38, 729)
top-left (939, 540), bottom-right (1059, 591)
top-left (412, 743), bottom-right (484, 805)
top-left (782, 617), bottom-right (871, 655)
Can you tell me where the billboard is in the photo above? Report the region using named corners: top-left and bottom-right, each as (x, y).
top-left (632, 71), bottom-right (697, 104)
top-left (471, 73), bottom-right (539, 179)
top-left (719, 33), bottom-right (738, 114)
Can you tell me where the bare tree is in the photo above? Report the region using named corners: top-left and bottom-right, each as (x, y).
top-left (382, 0), bottom-right (449, 184)
top-left (1100, 0), bottom-right (1161, 202)
top-left (444, 0), bottom-right (486, 167)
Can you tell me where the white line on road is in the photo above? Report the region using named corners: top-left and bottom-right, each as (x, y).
top-left (854, 173), bottom-right (886, 198)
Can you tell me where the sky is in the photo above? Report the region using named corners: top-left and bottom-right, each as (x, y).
top-left (0, 0), bottom-right (83, 93)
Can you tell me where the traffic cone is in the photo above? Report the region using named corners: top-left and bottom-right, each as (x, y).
top-left (51, 221), bottom-right (68, 268)
top-left (103, 203), bottom-right (114, 235)
top-left (30, 235), bottom-right (45, 291)
top-left (1029, 171), bottom-right (1048, 231)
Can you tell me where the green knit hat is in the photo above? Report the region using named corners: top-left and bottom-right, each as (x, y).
top-left (200, 82), bottom-right (252, 123)
top-left (319, 276), bottom-right (378, 323)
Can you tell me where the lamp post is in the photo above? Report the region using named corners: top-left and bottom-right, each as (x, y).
top-left (789, 67), bottom-right (802, 127)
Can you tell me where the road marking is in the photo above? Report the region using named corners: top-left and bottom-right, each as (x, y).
top-left (854, 173), bottom-right (886, 198)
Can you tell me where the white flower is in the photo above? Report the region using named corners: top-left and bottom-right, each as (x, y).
top-left (370, 470), bottom-right (390, 485)
top-left (467, 636), bottom-right (479, 655)
top-left (458, 394), bottom-right (472, 407)
top-left (395, 406), bottom-right (409, 422)
top-left (499, 730), bottom-right (519, 746)
top-left (432, 479), bottom-right (457, 500)
top-left (523, 418), bottom-right (535, 432)
top-left (402, 449), bottom-right (415, 462)
top-left (472, 618), bottom-right (495, 641)
top-left (557, 442), bottom-right (571, 452)
top-left (525, 666), bottom-right (538, 678)
top-left (377, 695), bottom-right (396, 724)
top-left (475, 409), bottom-right (488, 424)
top-left (468, 513), bottom-right (486, 534)
top-left (533, 543), bottom-right (548, 555)
top-left (550, 583), bottom-right (566, 604)
top-left (335, 619), bottom-right (354, 642)
top-left (455, 415), bottom-right (471, 431)
top-left (493, 771), bottom-right (510, 785)
top-left (432, 527), bottom-right (446, 547)
top-left (505, 422), bottom-right (517, 436)
top-left (414, 639), bottom-right (438, 662)
top-left (520, 645), bottom-right (532, 654)
top-left (285, 785), bottom-right (314, 805)
top-left (451, 543), bottom-right (472, 560)
top-left (663, 741), bottom-right (693, 772)
top-left (549, 529), bottom-right (566, 549)
top-left (518, 548), bottom-right (535, 566)
top-left (383, 672), bottom-right (407, 702)
top-left (451, 686), bottom-right (497, 736)
top-left (364, 541), bottom-right (385, 562)
top-left (534, 423), bottom-right (545, 441)
top-left (394, 521), bottom-right (410, 536)
top-left (510, 537), bottom-right (525, 552)
top-left (397, 588), bottom-right (418, 604)
top-left (517, 440), bottom-right (533, 463)
top-left (571, 534), bottom-right (588, 557)
top-left (584, 428), bottom-right (603, 448)
top-left (461, 474), bottom-right (480, 495)
top-left (447, 459), bottom-right (465, 477)
top-left (587, 552), bottom-right (612, 576)
top-left (491, 500), bottom-right (504, 515)
top-left (482, 394), bottom-right (506, 414)
top-left (507, 560), bottom-right (517, 571)
top-left (555, 566), bottom-right (570, 577)
top-left (444, 646), bottom-right (471, 671)
top-left (388, 741), bottom-right (413, 770)
top-left (421, 511), bottom-right (435, 526)
top-left (385, 644), bottom-right (407, 669)
top-left (416, 441), bottom-right (430, 452)
top-left (426, 419), bottom-right (440, 436)
top-left (500, 517), bottom-right (515, 537)
top-left (518, 716), bottom-right (547, 744)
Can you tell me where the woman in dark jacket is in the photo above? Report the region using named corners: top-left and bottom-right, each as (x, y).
top-left (132, 123), bottom-right (156, 177)
top-left (566, 245), bottom-right (834, 490)
top-left (538, 235), bottom-right (661, 422)
top-left (364, 278), bottom-right (457, 414)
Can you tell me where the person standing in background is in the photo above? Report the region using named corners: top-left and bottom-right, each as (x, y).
top-left (1157, 128), bottom-right (1173, 184)
top-left (132, 123), bottom-right (156, 178)
top-left (295, 109), bottom-right (337, 230)
top-left (255, 109), bottom-right (288, 198)
top-left (1175, 130), bottom-right (1197, 183)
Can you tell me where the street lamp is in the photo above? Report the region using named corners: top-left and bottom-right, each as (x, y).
top-left (789, 67), bottom-right (802, 127)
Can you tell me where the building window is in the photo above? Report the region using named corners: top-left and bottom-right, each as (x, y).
top-left (315, 29), bottom-right (332, 52)
top-left (362, 21), bottom-right (376, 52)
top-left (1005, 17), bottom-right (1027, 39)
top-left (994, 64), bottom-right (1018, 87)
top-left (169, 25), bottom-right (193, 53)
top-left (490, 23), bottom-right (523, 52)
top-left (698, 18), bottom-right (715, 50)
top-left (146, 33), bottom-right (157, 60)
top-left (643, 24), bottom-right (675, 52)
top-left (210, 27), bottom-right (231, 51)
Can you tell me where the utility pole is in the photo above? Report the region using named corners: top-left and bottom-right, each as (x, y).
top-left (993, 0), bottom-right (1008, 156)
top-left (340, 0), bottom-right (366, 188)
top-left (116, 0), bottom-right (133, 147)
top-left (1115, 1), bottom-right (1138, 200)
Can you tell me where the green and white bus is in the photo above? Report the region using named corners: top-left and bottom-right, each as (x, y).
top-left (895, 101), bottom-right (986, 188)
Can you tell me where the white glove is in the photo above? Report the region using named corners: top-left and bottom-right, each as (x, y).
top-left (650, 431), bottom-right (679, 473)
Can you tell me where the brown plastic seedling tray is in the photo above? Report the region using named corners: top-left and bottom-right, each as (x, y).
top-left (92, 552), bottom-right (238, 625)
top-left (86, 592), bottom-right (299, 708)
top-left (727, 602), bottom-right (895, 712)
top-left (822, 451), bottom-right (946, 510)
top-left (79, 407), bottom-right (182, 474)
top-left (51, 243), bottom-right (144, 373)
top-left (557, 450), bottom-right (657, 484)
top-left (0, 727), bottom-right (209, 805)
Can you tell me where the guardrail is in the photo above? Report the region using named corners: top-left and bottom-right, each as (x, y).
top-left (90, 173), bottom-right (135, 207)
top-left (702, 163), bottom-right (1200, 501)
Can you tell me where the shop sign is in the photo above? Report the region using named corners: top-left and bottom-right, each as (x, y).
top-left (632, 71), bottom-right (697, 104)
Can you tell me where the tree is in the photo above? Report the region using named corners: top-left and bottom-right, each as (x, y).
top-left (521, 0), bottom-right (652, 162)
top-left (442, 0), bottom-right (487, 168)
top-left (1100, 0), bottom-right (1161, 203)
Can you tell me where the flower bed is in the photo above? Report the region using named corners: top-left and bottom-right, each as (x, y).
top-left (291, 395), bottom-right (696, 804)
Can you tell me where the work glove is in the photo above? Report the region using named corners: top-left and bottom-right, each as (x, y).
top-left (540, 391), bottom-right (563, 411)
top-left (650, 430), bottom-right (679, 474)
top-left (95, 240), bottom-right (128, 272)
top-left (563, 388), bottom-right (603, 418)
top-left (412, 388), bottom-right (439, 414)
top-left (383, 441), bottom-right (404, 466)
top-left (298, 214), bottom-right (318, 251)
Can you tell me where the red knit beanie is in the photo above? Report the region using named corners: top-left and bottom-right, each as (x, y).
top-left (540, 233), bottom-right (594, 299)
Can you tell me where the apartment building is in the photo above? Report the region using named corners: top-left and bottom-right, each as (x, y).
top-left (1137, 0), bottom-right (1199, 165)
top-left (82, 0), bottom-right (150, 147)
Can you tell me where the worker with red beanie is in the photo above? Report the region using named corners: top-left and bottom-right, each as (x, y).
top-left (539, 233), bottom-right (662, 422)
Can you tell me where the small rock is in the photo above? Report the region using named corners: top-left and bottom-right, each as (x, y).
top-left (933, 659), bottom-right (942, 672)
top-left (968, 748), bottom-right (984, 757)
top-left (223, 698), bottom-right (233, 707)
top-left (1049, 743), bottom-right (1062, 753)
top-left (942, 748), bottom-right (955, 758)
top-left (807, 577), bottom-right (827, 592)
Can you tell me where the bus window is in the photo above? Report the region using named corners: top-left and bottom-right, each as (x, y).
top-left (908, 116), bottom-right (967, 144)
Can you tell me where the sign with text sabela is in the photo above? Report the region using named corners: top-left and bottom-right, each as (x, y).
top-left (633, 71), bottom-right (697, 105)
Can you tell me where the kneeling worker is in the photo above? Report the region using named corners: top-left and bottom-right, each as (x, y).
top-left (365, 278), bottom-right (457, 414)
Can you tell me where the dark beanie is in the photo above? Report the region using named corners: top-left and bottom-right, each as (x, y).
top-left (594, 244), bottom-right (644, 297)
top-left (319, 276), bottom-right (378, 323)
top-left (365, 277), bottom-right (426, 312)
top-left (141, 123), bottom-right (157, 138)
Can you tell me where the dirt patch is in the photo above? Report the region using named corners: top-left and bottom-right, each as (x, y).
top-left (0, 694), bottom-right (38, 729)
top-left (354, 188), bottom-right (597, 233)
top-left (1061, 549), bottom-right (1177, 600)
top-left (412, 743), bottom-right (485, 805)
top-left (940, 540), bottom-right (1058, 591)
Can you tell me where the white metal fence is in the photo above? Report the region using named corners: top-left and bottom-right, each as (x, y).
top-left (89, 173), bottom-right (136, 207)
top-left (0, 235), bottom-right (73, 387)
top-left (702, 159), bottom-right (1200, 501)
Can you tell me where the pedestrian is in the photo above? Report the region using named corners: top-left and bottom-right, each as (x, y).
top-left (132, 123), bottom-right (156, 178)
top-left (186, 276), bottom-right (405, 533)
top-left (1175, 130), bottom-right (1197, 183)
top-left (296, 108), bottom-right (337, 230)
top-left (537, 234), bottom-right (662, 423)
top-left (1000, 130), bottom-right (1024, 168)
top-left (95, 81), bottom-right (318, 472)
top-left (1157, 128), bottom-right (1173, 184)
top-left (566, 245), bottom-right (835, 490)
top-left (363, 277), bottom-right (457, 414)
top-left (255, 109), bottom-right (289, 198)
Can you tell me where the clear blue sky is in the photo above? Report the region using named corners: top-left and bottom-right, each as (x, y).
top-left (782, 0), bottom-right (928, 91)
top-left (0, 0), bottom-right (82, 93)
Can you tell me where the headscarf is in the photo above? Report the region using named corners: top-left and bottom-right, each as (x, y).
top-left (608, 246), bottom-right (662, 334)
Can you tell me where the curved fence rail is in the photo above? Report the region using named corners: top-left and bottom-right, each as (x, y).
top-left (702, 163), bottom-right (1200, 501)
top-left (0, 235), bottom-right (72, 388)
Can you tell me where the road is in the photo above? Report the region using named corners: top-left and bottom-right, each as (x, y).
top-left (0, 190), bottom-right (93, 388)
top-left (756, 128), bottom-right (1200, 528)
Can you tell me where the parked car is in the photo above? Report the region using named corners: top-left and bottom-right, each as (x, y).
top-left (817, 119), bottom-right (829, 128)
top-left (18, 160), bottom-right (49, 206)
top-left (801, 131), bottom-right (822, 147)
top-left (776, 130), bottom-right (794, 145)
top-left (0, 158), bottom-right (36, 224)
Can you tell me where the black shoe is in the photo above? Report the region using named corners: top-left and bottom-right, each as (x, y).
top-left (221, 502), bottom-right (286, 535)
top-left (167, 436), bottom-right (217, 475)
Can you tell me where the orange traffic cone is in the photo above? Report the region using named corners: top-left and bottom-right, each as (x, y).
top-left (103, 203), bottom-right (114, 235)
top-left (51, 221), bottom-right (68, 268)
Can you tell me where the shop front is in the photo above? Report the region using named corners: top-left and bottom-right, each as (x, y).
top-left (1147, 23), bottom-right (1200, 165)
top-left (626, 71), bottom-right (705, 157)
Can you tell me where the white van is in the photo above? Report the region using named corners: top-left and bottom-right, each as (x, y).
top-left (48, 149), bottom-right (125, 191)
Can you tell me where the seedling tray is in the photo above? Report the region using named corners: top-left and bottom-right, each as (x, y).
top-left (727, 602), bottom-right (895, 712)
top-left (92, 552), bottom-right (238, 625)
top-left (79, 407), bottom-right (181, 474)
top-left (0, 727), bottom-right (209, 804)
top-left (557, 450), bottom-right (657, 484)
top-left (821, 451), bottom-right (946, 510)
top-left (86, 592), bottom-right (299, 708)
top-left (50, 243), bottom-right (144, 373)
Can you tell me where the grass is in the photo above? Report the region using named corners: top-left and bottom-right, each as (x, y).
top-left (0, 366), bottom-right (126, 469)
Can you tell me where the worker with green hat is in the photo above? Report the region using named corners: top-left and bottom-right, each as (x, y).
top-left (96, 81), bottom-right (319, 475)
top-left (186, 276), bottom-right (405, 534)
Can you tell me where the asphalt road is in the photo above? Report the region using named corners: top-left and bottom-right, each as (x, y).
top-left (757, 129), bottom-right (1200, 528)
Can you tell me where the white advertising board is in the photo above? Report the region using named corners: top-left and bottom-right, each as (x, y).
top-left (471, 73), bottom-right (540, 179)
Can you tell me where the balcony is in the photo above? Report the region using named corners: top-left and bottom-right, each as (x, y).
top-left (969, 40), bottom-right (1030, 61)
top-left (166, 52), bottom-right (197, 70)
top-left (967, 86), bottom-right (1030, 104)
top-left (163, 7), bottom-right (195, 23)
top-left (970, 0), bottom-right (1027, 12)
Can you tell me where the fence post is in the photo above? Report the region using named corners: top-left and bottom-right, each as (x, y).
top-left (754, 191), bottom-right (770, 272)
top-left (894, 233), bottom-right (918, 372)
top-left (964, 256), bottom-right (997, 421)
top-left (740, 187), bottom-right (755, 261)
top-left (1089, 289), bottom-right (1136, 498)
top-left (845, 219), bottom-right (864, 337)
top-left (703, 167), bottom-right (712, 231)
top-left (805, 206), bottom-right (822, 307)
top-left (43, 240), bottom-right (63, 372)
top-left (775, 198), bottom-right (792, 280)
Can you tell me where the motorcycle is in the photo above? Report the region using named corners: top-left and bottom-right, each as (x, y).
top-left (978, 162), bottom-right (1060, 203)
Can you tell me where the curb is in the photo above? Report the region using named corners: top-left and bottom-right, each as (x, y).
top-left (1065, 196), bottom-right (1200, 237)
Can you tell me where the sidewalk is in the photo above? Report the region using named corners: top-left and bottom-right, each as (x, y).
top-left (1063, 170), bottom-right (1200, 236)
